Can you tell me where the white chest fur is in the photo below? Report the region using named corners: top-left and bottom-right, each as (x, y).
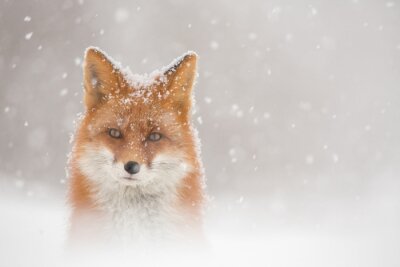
top-left (91, 183), bottom-right (186, 244)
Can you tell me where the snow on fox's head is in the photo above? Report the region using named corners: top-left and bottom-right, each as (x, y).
top-left (74, 47), bottom-right (200, 193)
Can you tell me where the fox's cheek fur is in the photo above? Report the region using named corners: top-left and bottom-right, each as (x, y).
top-left (77, 144), bottom-right (192, 192)
top-left (77, 144), bottom-right (122, 184)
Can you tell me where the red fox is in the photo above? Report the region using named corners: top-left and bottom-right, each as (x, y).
top-left (67, 47), bottom-right (204, 246)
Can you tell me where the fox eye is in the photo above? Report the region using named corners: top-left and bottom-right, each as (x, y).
top-left (148, 132), bottom-right (162, 142)
top-left (109, 128), bottom-right (122, 139)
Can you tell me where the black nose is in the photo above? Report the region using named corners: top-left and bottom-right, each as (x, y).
top-left (124, 161), bottom-right (140, 174)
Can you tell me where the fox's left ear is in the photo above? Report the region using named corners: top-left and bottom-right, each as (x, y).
top-left (83, 47), bottom-right (123, 110)
top-left (163, 52), bottom-right (198, 116)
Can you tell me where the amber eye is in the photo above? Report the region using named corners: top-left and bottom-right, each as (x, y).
top-left (109, 128), bottom-right (122, 139)
top-left (148, 132), bottom-right (162, 142)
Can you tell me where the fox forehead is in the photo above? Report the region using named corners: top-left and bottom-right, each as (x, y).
top-left (87, 96), bottom-right (181, 134)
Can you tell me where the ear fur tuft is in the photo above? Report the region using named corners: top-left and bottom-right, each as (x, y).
top-left (83, 47), bottom-right (122, 110)
top-left (162, 52), bottom-right (198, 116)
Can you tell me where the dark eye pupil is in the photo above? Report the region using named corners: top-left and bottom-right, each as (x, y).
top-left (149, 132), bottom-right (161, 141)
top-left (109, 128), bottom-right (121, 138)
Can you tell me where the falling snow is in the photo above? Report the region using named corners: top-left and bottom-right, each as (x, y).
top-left (209, 41), bottom-right (219, 50)
top-left (204, 97), bottom-right (212, 104)
top-left (114, 8), bottom-right (129, 23)
top-left (25, 32), bottom-right (33, 40)
top-left (60, 88), bottom-right (68, 96)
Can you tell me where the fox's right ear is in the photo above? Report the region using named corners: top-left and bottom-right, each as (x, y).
top-left (83, 47), bottom-right (122, 110)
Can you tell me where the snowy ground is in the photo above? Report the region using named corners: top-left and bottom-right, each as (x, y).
top-left (1, 184), bottom-right (399, 267)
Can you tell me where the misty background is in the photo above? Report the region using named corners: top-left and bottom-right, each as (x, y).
top-left (0, 0), bottom-right (399, 265)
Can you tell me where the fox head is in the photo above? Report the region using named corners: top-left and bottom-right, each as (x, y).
top-left (72, 47), bottom-right (202, 198)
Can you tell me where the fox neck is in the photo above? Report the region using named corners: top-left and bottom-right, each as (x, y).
top-left (69, 169), bottom-right (202, 242)
top-left (93, 175), bottom-right (179, 222)
top-left (99, 180), bottom-right (181, 240)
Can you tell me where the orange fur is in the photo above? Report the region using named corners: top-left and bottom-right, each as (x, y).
top-left (68, 47), bottom-right (204, 245)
